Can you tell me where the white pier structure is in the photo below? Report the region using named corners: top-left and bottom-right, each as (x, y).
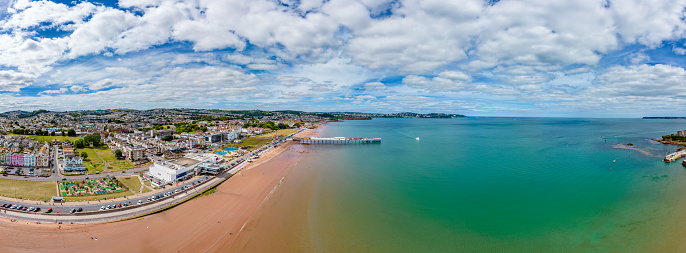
top-left (665, 149), bottom-right (686, 162)
top-left (300, 137), bottom-right (381, 144)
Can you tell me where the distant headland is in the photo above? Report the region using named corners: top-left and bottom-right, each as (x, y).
top-left (643, 117), bottom-right (686, 119)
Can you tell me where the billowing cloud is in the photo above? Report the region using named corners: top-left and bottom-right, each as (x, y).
top-left (0, 0), bottom-right (684, 116)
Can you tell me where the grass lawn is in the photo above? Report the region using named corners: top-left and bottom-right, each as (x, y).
top-left (86, 163), bottom-right (104, 174)
top-left (0, 178), bottom-right (57, 201)
top-left (79, 147), bottom-right (105, 174)
top-left (78, 146), bottom-right (133, 173)
top-left (64, 191), bottom-right (132, 202)
top-left (223, 138), bottom-right (271, 151)
top-left (7, 134), bottom-right (81, 143)
top-left (142, 186), bottom-right (152, 193)
top-left (255, 128), bottom-right (299, 139)
top-left (117, 176), bottom-right (142, 193)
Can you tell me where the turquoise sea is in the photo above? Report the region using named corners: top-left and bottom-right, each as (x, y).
top-left (298, 118), bottom-right (686, 252)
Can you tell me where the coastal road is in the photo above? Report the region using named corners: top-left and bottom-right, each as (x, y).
top-left (0, 129), bottom-right (303, 222)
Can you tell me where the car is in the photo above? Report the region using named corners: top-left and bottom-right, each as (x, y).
top-left (77, 207), bottom-right (83, 212)
top-left (1, 203), bottom-right (6, 208)
top-left (10, 205), bottom-right (16, 209)
top-left (61, 178), bottom-right (66, 181)
top-left (100, 206), bottom-right (105, 210)
top-left (137, 200), bottom-right (142, 204)
top-left (147, 197), bottom-right (151, 201)
top-left (2, 174), bottom-right (6, 177)
top-left (117, 204), bottom-right (122, 208)
top-left (69, 208), bottom-right (75, 213)
top-left (22, 207), bottom-right (28, 211)
top-left (16, 205), bottom-right (22, 210)
top-left (174, 190), bottom-right (178, 194)
top-left (45, 208), bottom-right (52, 213)
top-left (85, 177), bottom-right (89, 179)
top-left (27, 207), bottom-right (34, 212)
top-left (33, 207), bottom-right (40, 212)
top-left (122, 203), bottom-right (127, 207)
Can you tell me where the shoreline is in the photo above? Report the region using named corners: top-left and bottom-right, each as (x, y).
top-left (225, 123), bottom-right (328, 252)
top-left (0, 127), bottom-right (319, 252)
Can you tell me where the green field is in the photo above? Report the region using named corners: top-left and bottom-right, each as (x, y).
top-left (78, 146), bottom-right (133, 173)
top-left (255, 128), bottom-right (299, 139)
top-left (64, 191), bottom-right (132, 202)
top-left (0, 178), bottom-right (57, 201)
top-left (142, 186), bottom-right (152, 193)
top-left (7, 134), bottom-right (81, 143)
top-left (118, 176), bottom-right (142, 193)
top-left (223, 137), bottom-right (271, 151)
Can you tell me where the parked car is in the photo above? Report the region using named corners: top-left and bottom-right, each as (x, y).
top-left (137, 200), bottom-right (142, 204)
top-left (100, 206), bottom-right (105, 210)
top-left (76, 207), bottom-right (83, 212)
top-left (45, 208), bottom-right (52, 213)
top-left (33, 207), bottom-right (40, 212)
top-left (69, 208), bottom-right (75, 213)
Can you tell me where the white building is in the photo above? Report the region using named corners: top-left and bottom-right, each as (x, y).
top-left (149, 153), bottom-right (222, 183)
top-left (63, 156), bottom-right (86, 172)
top-left (22, 154), bottom-right (36, 167)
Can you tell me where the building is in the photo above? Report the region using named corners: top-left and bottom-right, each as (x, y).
top-left (63, 156), bottom-right (86, 172)
top-left (122, 146), bottom-right (146, 162)
top-left (149, 153), bottom-right (222, 183)
top-left (678, 130), bottom-right (686, 137)
top-left (23, 154), bottom-right (36, 167)
top-left (11, 154), bottom-right (22, 166)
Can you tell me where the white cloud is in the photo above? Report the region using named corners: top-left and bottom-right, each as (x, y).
top-left (364, 81), bottom-right (387, 90)
top-left (402, 70), bottom-right (471, 92)
top-left (593, 64), bottom-right (686, 97)
top-left (0, 70), bottom-right (35, 91)
top-left (503, 75), bottom-right (552, 85)
top-left (69, 85), bottom-right (86, 92)
top-left (39, 87), bottom-right (68, 95)
top-left (66, 8), bottom-right (138, 58)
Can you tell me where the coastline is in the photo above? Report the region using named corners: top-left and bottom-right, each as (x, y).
top-left (225, 123), bottom-right (328, 252)
top-left (0, 127), bottom-right (318, 252)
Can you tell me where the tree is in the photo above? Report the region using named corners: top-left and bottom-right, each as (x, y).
top-left (162, 135), bottom-right (173, 142)
top-left (74, 139), bottom-right (85, 149)
top-left (50, 131), bottom-right (56, 136)
top-left (83, 134), bottom-right (102, 147)
top-left (80, 152), bottom-right (88, 159)
top-left (115, 149), bottom-right (123, 159)
top-left (61, 131), bottom-right (65, 136)
top-left (67, 129), bottom-right (76, 137)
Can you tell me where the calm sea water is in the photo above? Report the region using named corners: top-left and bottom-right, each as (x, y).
top-left (299, 118), bottom-right (686, 252)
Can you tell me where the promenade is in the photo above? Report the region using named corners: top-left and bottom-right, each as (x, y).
top-left (0, 129), bottom-right (304, 223)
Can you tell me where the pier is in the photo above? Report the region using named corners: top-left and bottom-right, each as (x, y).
top-left (300, 137), bottom-right (381, 144)
top-left (664, 150), bottom-right (686, 162)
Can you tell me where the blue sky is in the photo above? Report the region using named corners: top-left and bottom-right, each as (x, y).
top-left (0, 0), bottom-right (686, 117)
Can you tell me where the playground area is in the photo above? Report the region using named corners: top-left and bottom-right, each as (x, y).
top-left (59, 177), bottom-right (128, 197)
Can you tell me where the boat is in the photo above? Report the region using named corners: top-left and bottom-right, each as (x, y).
top-left (416, 137), bottom-right (420, 141)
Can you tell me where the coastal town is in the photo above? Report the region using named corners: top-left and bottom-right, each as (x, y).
top-left (658, 130), bottom-right (686, 165)
top-left (0, 108), bottom-right (432, 221)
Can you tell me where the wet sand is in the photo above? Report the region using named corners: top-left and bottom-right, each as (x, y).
top-left (226, 124), bottom-right (328, 252)
top-left (0, 129), bottom-right (315, 252)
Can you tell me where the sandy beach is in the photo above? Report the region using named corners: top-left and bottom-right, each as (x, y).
top-left (0, 128), bottom-right (318, 252)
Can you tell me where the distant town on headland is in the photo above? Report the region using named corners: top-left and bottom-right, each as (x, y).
top-left (643, 117), bottom-right (686, 119)
top-left (0, 109), bottom-right (467, 121)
